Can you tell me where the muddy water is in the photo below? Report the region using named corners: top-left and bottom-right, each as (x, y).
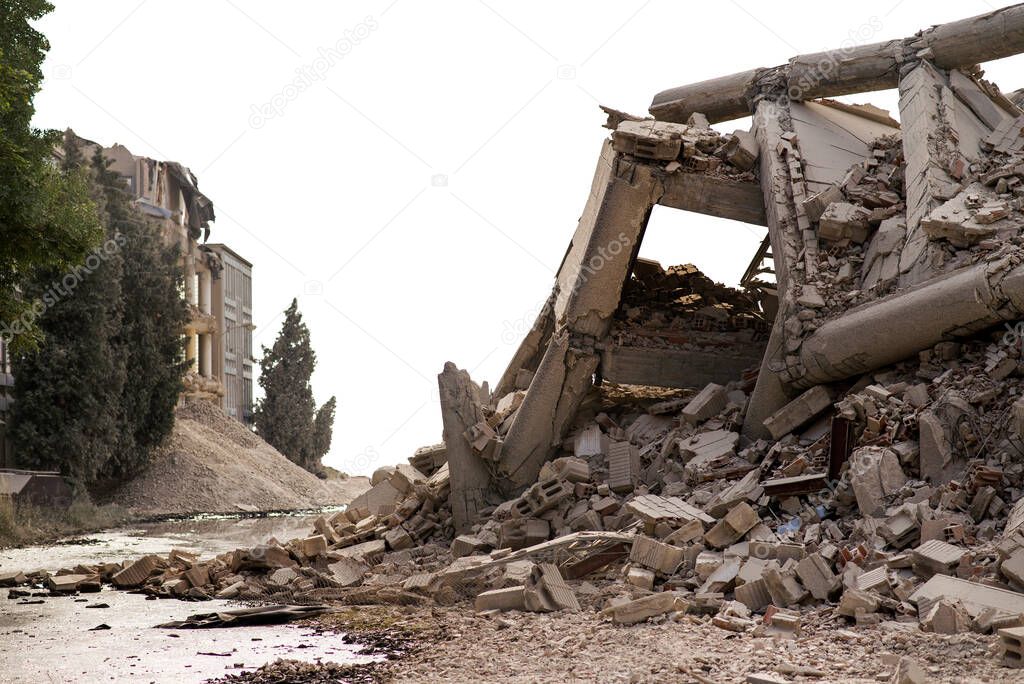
top-left (0, 510), bottom-right (377, 683)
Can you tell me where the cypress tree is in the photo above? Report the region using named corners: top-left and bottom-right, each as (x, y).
top-left (254, 299), bottom-right (334, 472)
top-left (312, 395), bottom-right (337, 469)
top-left (91, 148), bottom-right (188, 483)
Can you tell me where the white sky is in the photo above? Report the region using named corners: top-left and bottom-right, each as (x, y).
top-left (31, 0), bottom-right (1024, 476)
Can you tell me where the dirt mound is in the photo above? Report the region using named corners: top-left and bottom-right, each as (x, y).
top-left (106, 398), bottom-right (369, 516)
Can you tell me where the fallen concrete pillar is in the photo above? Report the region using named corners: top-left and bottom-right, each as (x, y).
top-left (650, 5), bottom-right (1024, 123)
top-left (497, 332), bottom-right (599, 493)
top-left (497, 142), bottom-right (661, 490)
top-left (438, 362), bottom-right (493, 533)
top-left (792, 257), bottom-right (1024, 388)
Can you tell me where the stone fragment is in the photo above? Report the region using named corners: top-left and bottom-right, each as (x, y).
top-left (475, 586), bottom-right (526, 612)
top-left (762, 386), bottom-right (832, 440)
top-left (705, 502), bottom-right (759, 549)
top-left (299, 535), bottom-right (328, 557)
top-left (681, 383), bottom-right (728, 425)
top-left (112, 555), bottom-right (160, 588)
top-left (601, 591), bottom-right (690, 625)
top-left (920, 599), bottom-right (970, 634)
top-left (626, 566), bottom-right (655, 590)
top-left (795, 553), bottom-right (840, 600)
top-left (819, 201), bottom-right (872, 243)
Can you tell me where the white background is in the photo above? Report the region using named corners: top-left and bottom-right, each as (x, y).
top-left (31, 0), bottom-right (1024, 476)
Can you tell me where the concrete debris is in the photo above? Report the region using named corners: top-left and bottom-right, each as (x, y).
top-left (15, 11), bottom-right (1024, 678)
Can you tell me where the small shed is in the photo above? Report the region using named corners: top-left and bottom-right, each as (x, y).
top-left (0, 469), bottom-right (72, 510)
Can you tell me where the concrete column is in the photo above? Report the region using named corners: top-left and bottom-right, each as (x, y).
top-left (792, 259), bottom-right (1024, 388)
top-left (199, 270), bottom-right (212, 315)
top-left (200, 334), bottom-right (212, 377)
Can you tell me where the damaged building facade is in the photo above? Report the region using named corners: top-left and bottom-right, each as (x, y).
top-left (70, 134), bottom-right (256, 421)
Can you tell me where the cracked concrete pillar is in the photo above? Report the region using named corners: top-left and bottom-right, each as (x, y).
top-left (496, 141), bottom-right (662, 490)
top-left (438, 362), bottom-right (493, 533)
top-left (742, 99), bottom-right (801, 440)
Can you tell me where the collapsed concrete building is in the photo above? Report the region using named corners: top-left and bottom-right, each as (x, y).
top-left (15, 5), bottom-right (1024, 674)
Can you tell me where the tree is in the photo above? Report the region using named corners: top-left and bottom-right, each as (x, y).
top-left (312, 395), bottom-right (337, 465)
top-left (9, 138), bottom-right (126, 487)
top-left (10, 139), bottom-right (187, 489)
top-left (91, 147), bottom-right (188, 484)
top-left (0, 1), bottom-right (104, 352)
top-left (254, 299), bottom-right (335, 473)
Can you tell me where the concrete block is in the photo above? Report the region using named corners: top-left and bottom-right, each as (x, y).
top-left (912, 539), bottom-right (966, 577)
top-left (112, 555), bottom-right (160, 588)
top-left (1001, 549), bottom-right (1024, 587)
top-left (328, 557), bottom-right (368, 587)
top-left (918, 411), bottom-right (953, 484)
top-left (735, 577), bottom-right (772, 611)
top-left (762, 386), bottom-right (832, 440)
top-left (499, 518), bottom-right (549, 551)
top-left (681, 383), bottom-right (728, 424)
top-left (705, 502), bottom-right (760, 549)
top-left (184, 565), bottom-right (210, 588)
top-left (574, 424), bottom-right (609, 458)
top-left (601, 591), bottom-right (690, 625)
top-left (336, 539), bottom-right (386, 564)
top-left (525, 563), bottom-right (579, 612)
top-left (512, 478), bottom-right (573, 517)
top-left (475, 585), bottom-right (526, 612)
top-left (451, 534), bottom-right (490, 559)
top-left (46, 574), bottom-right (95, 593)
top-left (606, 441), bottom-right (640, 494)
top-left (626, 494), bottom-right (714, 527)
top-left (999, 626), bottom-right (1024, 668)
top-left (384, 526), bottom-right (414, 551)
top-left (763, 562), bottom-right (808, 607)
top-left (630, 535), bottom-right (685, 574)
top-left (795, 553), bottom-right (840, 600)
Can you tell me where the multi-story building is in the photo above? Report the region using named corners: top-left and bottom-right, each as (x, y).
top-left (205, 244), bottom-right (255, 424)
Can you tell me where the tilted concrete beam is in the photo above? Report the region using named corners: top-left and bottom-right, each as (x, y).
top-left (651, 5), bottom-right (1024, 124)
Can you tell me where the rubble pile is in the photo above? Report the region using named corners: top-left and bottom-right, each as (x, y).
top-left (611, 261), bottom-right (767, 352)
top-left (12, 6), bottom-right (1024, 678)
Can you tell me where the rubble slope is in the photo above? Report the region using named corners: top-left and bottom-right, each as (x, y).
top-left (103, 398), bottom-right (368, 516)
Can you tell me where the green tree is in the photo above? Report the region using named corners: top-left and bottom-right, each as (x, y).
top-left (10, 139), bottom-right (188, 489)
top-left (312, 395), bottom-right (337, 466)
top-left (91, 147), bottom-right (188, 484)
top-left (0, 1), bottom-right (104, 352)
top-left (9, 138), bottom-right (126, 487)
top-left (254, 299), bottom-right (334, 472)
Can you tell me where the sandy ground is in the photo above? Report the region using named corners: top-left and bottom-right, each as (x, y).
top-left (364, 605), bottom-right (1012, 684)
top-left (103, 398), bottom-right (369, 516)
